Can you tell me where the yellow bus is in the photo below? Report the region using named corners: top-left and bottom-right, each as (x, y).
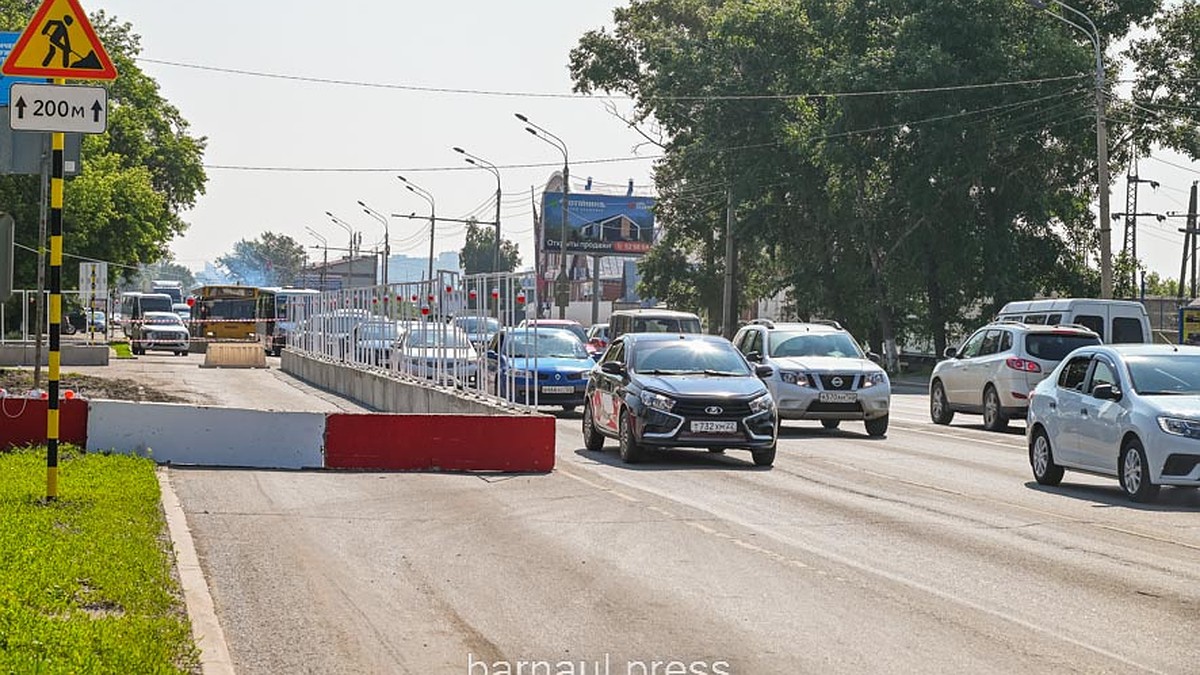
top-left (256, 287), bottom-right (321, 356)
top-left (190, 284), bottom-right (260, 343)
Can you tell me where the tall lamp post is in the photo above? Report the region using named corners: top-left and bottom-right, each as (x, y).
top-left (398, 175), bottom-right (437, 282)
top-left (452, 146), bottom-right (502, 274)
top-left (325, 211), bottom-right (359, 288)
top-left (358, 200), bottom-right (390, 287)
top-left (516, 113), bottom-right (571, 319)
top-left (1029, 0), bottom-right (1112, 298)
top-left (305, 226), bottom-right (328, 290)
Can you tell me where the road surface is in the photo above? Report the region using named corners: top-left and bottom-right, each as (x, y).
top-left (162, 375), bottom-right (1200, 674)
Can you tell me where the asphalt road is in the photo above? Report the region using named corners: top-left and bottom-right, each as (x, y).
top-left (161, 373), bottom-right (1200, 675)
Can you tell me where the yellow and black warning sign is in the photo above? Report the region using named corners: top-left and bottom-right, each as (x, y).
top-left (1, 0), bottom-right (116, 80)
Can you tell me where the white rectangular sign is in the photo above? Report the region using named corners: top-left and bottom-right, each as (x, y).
top-left (79, 261), bottom-right (107, 307)
top-left (8, 83), bottom-right (107, 134)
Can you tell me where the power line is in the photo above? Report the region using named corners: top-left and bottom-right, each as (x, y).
top-left (138, 56), bottom-right (1086, 102)
top-left (1146, 155), bottom-right (1200, 176)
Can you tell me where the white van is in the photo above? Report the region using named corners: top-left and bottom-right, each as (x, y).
top-left (995, 298), bottom-right (1150, 343)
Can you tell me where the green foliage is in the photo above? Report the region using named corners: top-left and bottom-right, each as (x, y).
top-left (570, 0), bottom-right (1164, 357)
top-left (460, 219), bottom-right (521, 274)
top-left (0, 450), bottom-right (198, 673)
top-left (0, 3), bottom-right (207, 295)
top-left (216, 231), bottom-right (309, 287)
top-left (1124, 1), bottom-right (1200, 158)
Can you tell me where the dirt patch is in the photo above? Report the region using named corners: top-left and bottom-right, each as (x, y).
top-left (0, 369), bottom-right (188, 403)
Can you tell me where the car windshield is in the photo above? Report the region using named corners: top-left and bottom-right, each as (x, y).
top-left (406, 325), bottom-right (472, 349)
top-left (1025, 333), bottom-right (1101, 361)
top-left (529, 322), bottom-right (587, 343)
top-left (504, 332), bottom-right (588, 359)
top-left (632, 340), bottom-right (751, 376)
top-left (456, 317), bottom-right (500, 333)
top-left (769, 332), bottom-right (863, 358)
top-left (631, 317), bottom-right (702, 334)
top-left (1127, 355), bottom-right (1200, 395)
top-left (358, 322), bottom-right (399, 341)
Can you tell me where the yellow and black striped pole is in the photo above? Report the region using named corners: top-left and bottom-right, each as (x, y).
top-left (46, 76), bottom-right (65, 500)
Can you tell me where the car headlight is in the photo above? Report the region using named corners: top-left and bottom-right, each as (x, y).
top-left (1157, 416), bottom-right (1200, 439)
top-left (639, 390), bottom-right (675, 412)
top-left (780, 370), bottom-right (810, 387)
top-left (861, 372), bottom-right (888, 388)
top-left (749, 393), bottom-right (775, 414)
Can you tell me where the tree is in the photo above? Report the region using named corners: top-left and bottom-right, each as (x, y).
top-left (0, 3), bottom-right (207, 296)
top-left (216, 232), bottom-right (308, 287)
top-left (460, 219), bottom-right (521, 275)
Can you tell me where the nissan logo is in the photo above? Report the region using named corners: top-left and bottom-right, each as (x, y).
top-left (831, 376), bottom-right (844, 387)
top-left (705, 406), bottom-right (723, 415)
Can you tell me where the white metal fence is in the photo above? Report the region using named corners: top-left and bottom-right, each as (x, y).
top-left (1, 289), bottom-right (111, 344)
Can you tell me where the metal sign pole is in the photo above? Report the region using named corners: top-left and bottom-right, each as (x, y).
top-left (46, 109), bottom-right (63, 500)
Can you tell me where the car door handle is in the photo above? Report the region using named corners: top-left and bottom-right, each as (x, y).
top-left (1048, 401), bottom-right (1056, 410)
top-left (1080, 409), bottom-right (1088, 416)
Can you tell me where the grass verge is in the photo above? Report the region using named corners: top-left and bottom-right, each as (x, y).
top-left (0, 447), bottom-right (199, 674)
top-left (109, 340), bottom-right (133, 359)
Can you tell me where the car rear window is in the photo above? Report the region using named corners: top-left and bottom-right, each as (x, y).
top-left (1025, 333), bottom-right (1101, 361)
top-left (1111, 317), bottom-right (1145, 344)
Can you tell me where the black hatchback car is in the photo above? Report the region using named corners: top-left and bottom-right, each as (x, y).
top-left (582, 333), bottom-right (779, 466)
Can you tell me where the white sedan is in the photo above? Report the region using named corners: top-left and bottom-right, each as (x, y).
top-left (1027, 344), bottom-right (1200, 502)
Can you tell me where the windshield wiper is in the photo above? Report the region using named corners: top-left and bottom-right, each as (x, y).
top-left (1137, 390), bottom-right (1188, 395)
top-left (702, 369), bottom-right (741, 376)
top-left (639, 369), bottom-right (694, 375)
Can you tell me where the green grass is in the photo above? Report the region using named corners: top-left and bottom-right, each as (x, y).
top-left (108, 341), bottom-right (133, 359)
top-left (0, 448), bottom-right (199, 674)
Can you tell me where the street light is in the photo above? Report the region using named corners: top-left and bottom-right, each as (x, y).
top-left (358, 200), bottom-right (390, 287)
top-left (516, 112), bottom-right (571, 319)
top-left (453, 146), bottom-right (503, 274)
top-left (305, 227), bottom-right (328, 290)
top-left (325, 211), bottom-right (359, 288)
top-left (397, 175), bottom-right (436, 282)
top-left (1028, 0), bottom-right (1112, 298)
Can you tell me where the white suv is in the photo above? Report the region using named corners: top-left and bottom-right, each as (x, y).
top-left (930, 321), bottom-right (1100, 431)
top-left (733, 320), bottom-right (891, 437)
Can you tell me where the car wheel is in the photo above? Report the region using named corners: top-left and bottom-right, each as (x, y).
top-left (821, 419), bottom-right (841, 430)
top-left (864, 415), bottom-right (889, 438)
top-left (751, 444), bottom-right (776, 467)
top-left (982, 386), bottom-right (1008, 432)
top-left (1119, 438), bottom-right (1160, 503)
top-left (1029, 427), bottom-right (1064, 486)
top-left (582, 401), bottom-right (605, 452)
top-left (618, 409), bottom-right (642, 464)
top-left (930, 380), bottom-right (954, 425)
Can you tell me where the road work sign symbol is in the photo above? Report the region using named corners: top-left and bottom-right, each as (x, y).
top-left (1, 0), bottom-right (116, 80)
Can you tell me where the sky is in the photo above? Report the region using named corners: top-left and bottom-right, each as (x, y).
top-left (89, 1), bottom-right (1200, 285)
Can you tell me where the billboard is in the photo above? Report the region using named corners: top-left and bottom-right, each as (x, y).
top-left (541, 192), bottom-right (655, 256)
top-left (1180, 306), bottom-right (1200, 345)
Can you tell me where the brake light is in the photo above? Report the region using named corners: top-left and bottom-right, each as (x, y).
top-left (1006, 357), bottom-right (1042, 373)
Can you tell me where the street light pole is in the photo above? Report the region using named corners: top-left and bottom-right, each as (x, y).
top-left (325, 211), bottom-right (358, 288)
top-left (305, 226), bottom-right (328, 290)
top-left (358, 200), bottom-right (390, 287)
top-left (1029, 0), bottom-right (1111, 298)
top-left (516, 113), bottom-right (570, 319)
top-left (398, 175), bottom-right (436, 283)
top-left (453, 147), bottom-right (502, 274)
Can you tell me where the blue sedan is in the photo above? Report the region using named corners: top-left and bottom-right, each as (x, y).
top-left (486, 328), bottom-right (595, 410)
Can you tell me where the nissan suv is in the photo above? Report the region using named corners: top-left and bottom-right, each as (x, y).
top-left (930, 320), bottom-right (1101, 431)
top-left (733, 319), bottom-right (891, 437)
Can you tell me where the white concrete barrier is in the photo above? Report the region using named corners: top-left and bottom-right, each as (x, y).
top-left (86, 400), bottom-right (324, 469)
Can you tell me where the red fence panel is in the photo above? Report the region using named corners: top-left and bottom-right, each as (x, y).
top-left (0, 397), bottom-right (89, 450)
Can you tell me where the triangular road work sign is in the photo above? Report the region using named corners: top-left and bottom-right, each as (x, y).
top-left (1, 0), bottom-right (116, 80)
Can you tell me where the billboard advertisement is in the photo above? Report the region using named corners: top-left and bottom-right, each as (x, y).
top-left (541, 192), bottom-right (655, 256)
top-left (1180, 307), bottom-right (1200, 345)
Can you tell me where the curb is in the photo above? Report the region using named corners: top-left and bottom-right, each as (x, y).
top-left (158, 468), bottom-right (236, 675)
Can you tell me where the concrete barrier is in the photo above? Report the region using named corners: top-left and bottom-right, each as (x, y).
top-left (86, 400), bottom-right (325, 469)
top-left (0, 396), bottom-right (89, 449)
top-left (282, 349), bottom-right (519, 415)
top-left (324, 413), bottom-right (555, 472)
top-left (201, 343), bottom-right (267, 368)
top-left (0, 343), bottom-right (109, 366)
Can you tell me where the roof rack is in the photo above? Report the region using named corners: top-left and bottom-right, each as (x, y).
top-left (748, 318), bottom-right (775, 328)
top-left (809, 319), bottom-right (843, 331)
top-left (1052, 322), bottom-right (1098, 333)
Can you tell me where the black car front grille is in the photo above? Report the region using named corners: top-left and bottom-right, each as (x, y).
top-left (818, 374), bottom-right (858, 391)
top-left (806, 401), bottom-right (863, 414)
top-left (672, 398), bottom-right (754, 418)
top-left (538, 371), bottom-right (587, 382)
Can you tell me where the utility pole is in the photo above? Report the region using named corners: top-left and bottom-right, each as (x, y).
top-left (722, 184), bottom-right (735, 340)
top-left (515, 113), bottom-right (570, 319)
top-left (1177, 183), bottom-right (1199, 300)
top-left (1122, 156), bottom-right (1158, 295)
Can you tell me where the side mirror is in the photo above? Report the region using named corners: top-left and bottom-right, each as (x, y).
top-left (755, 364), bottom-right (774, 379)
top-left (486, 350), bottom-right (498, 359)
top-left (1092, 383), bottom-right (1122, 401)
top-left (866, 351), bottom-right (882, 365)
top-left (943, 346), bottom-right (958, 359)
top-left (600, 361), bottom-right (626, 376)
top-left (590, 352), bottom-right (602, 362)
top-left (745, 350), bottom-right (763, 363)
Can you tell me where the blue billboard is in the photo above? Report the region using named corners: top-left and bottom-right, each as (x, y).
top-left (0, 32), bottom-right (38, 107)
top-left (541, 192), bottom-right (655, 256)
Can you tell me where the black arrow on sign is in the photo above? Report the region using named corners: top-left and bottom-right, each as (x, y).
top-left (91, 100), bottom-right (102, 123)
top-left (14, 96), bottom-right (26, 119)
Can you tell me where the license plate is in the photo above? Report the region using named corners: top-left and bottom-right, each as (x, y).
top-left (541, 385), bottom-right (574, 394)
top-left (690, 420), bottom-right (737, 433)
top-left (819, 392), bottom-right (857, 403)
